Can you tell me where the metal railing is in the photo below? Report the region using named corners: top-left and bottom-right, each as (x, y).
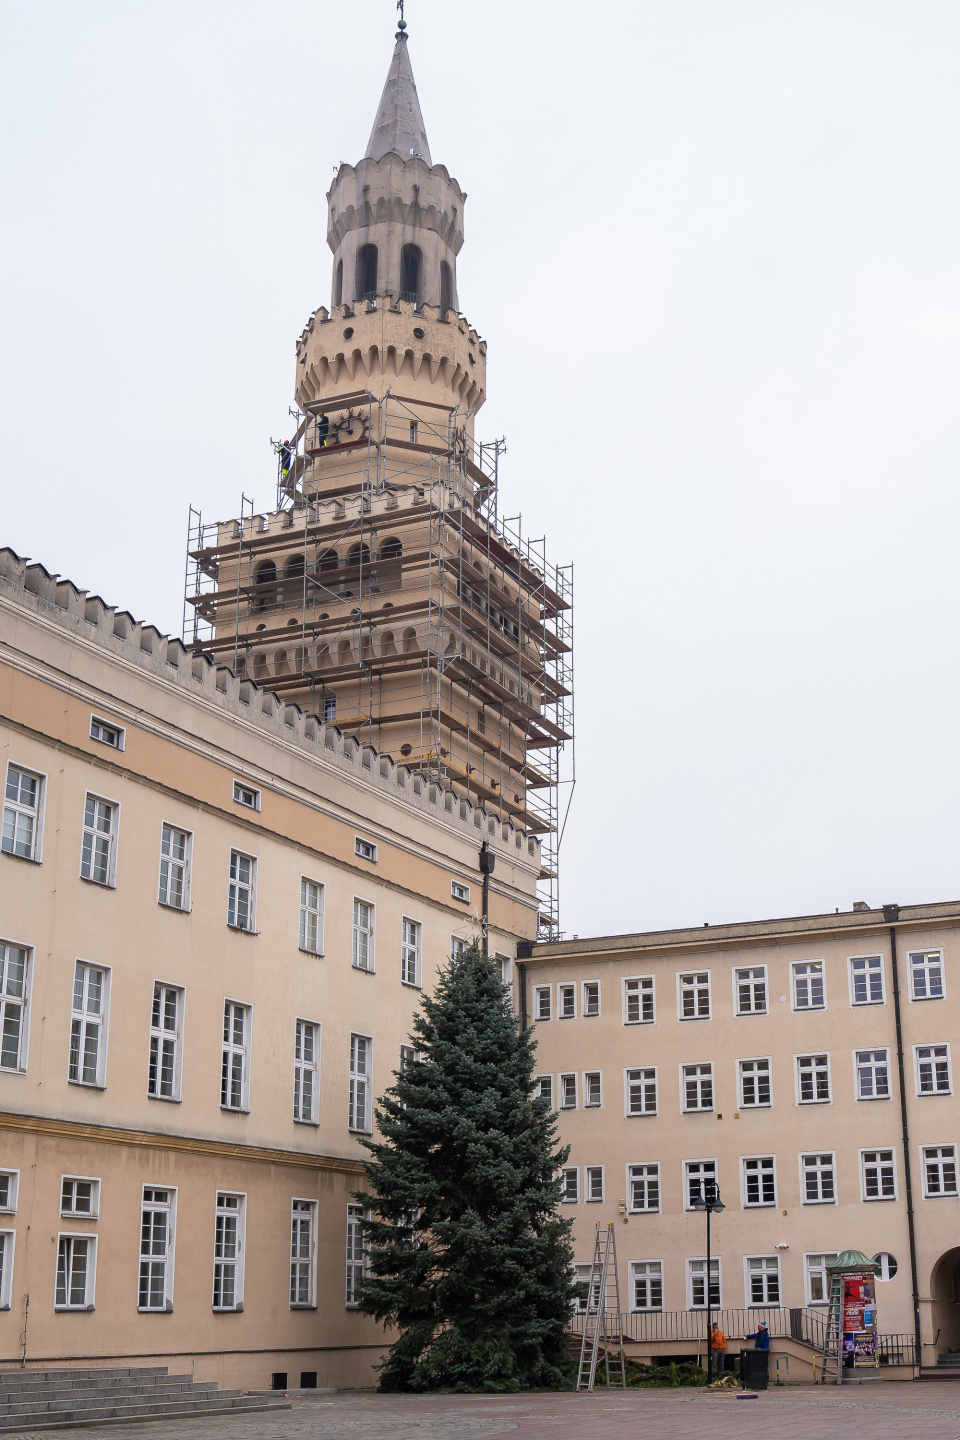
top-left (568, 1310), bottom-right (916, 1366)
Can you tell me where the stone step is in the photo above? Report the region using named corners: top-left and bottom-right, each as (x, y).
top-left (0, 1395), bottom-right (288, 1434)
top-left (0, 1384), bottom-right (222, 1417)
top-left (0, 1377), bottom-right (204, 1403)
top-left (0, 1369), bottom-right (168, 1390)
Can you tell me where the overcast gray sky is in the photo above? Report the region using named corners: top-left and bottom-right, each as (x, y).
top-left (2, 1), bottom-right (959, 938)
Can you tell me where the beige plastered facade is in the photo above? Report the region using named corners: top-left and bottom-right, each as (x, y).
top-left (520, 907), bottom-right (960, 1373)
top-left (0, 551), bottom-right (538, 1386)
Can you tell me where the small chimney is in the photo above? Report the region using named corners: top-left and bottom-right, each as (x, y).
top-left (852, 901), bottom-right (871, 912)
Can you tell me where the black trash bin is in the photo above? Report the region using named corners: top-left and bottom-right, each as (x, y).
top-left (738, 1349), bottom-right (769, 1390)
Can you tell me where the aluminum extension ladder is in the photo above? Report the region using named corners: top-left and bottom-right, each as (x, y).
top-left (819, 1272), bottom-right (843, 1385)
top-left (576, 1223), bottom-right (627, 1392)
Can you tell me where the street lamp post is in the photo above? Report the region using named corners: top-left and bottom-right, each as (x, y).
top-left (692, 1179), bottom-right (725, 1383)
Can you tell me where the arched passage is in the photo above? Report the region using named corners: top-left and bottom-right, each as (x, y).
top-left (930, 1247), bottom-right (960, 1358)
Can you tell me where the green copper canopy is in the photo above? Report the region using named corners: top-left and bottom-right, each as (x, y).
top-left (826, 1250), bottom-right (881, 1273)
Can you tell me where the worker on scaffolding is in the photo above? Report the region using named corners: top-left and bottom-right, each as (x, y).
top-left (275, 439), bottom-right (294, 479)
top-left (316, 413), bottom-right (330, 448)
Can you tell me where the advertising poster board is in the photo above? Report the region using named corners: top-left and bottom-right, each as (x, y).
top-left (842, 1273), bottom-right (879, 1368)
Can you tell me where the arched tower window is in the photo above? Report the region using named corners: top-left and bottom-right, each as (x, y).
top-left (440, 261), bottom-right (453, 316)
top-left (356, 244), bottom-right (378, 302)
top-left (283, 553), bottom-right (305, 606)
top-left (334, 259), bottom-right (343, 307)
top-left (253, 560), bottom-right (277, 613)
top-left (318, 549), bottom-right (339, 572)
top-left (400, 245), bottom-right (422, 305)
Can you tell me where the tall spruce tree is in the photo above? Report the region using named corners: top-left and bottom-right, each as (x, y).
top-left (354, 941), bottom-right (575, 1392)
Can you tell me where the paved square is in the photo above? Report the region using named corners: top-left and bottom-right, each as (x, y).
top-left (13, 1381), bottom-right (960, 1440)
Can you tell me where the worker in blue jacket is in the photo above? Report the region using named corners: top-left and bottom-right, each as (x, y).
top-left (746, 1321), bottom-right (770, 1350)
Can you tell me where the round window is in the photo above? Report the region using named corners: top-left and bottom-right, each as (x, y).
top-left (343, 327), bottom-right (354, 339)
top-left (400, 743), bottom-right (412, 757)
top-left (413, 327), bottom-right (425, 339)
top-left (873, 1253), bottom-right (898, 1281)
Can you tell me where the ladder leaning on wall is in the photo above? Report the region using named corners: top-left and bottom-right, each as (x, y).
top-left (820, 1271), bottom-right (844, 1385)
top-left (576, 1223), bottom-right (627, 1392)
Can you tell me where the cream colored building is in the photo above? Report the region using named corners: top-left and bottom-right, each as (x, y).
top-left (518, 905), bottom-right (960, 1375)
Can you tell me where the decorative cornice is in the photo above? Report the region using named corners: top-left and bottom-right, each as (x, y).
top-left (0, 1110), bottom-right (366, 1174)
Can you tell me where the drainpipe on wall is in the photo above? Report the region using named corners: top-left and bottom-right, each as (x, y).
top-left (884, 902), bottom-right (923, 1373)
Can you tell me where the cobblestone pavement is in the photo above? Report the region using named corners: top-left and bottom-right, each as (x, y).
top-left (12, 1382), bottom-right (960, 1440)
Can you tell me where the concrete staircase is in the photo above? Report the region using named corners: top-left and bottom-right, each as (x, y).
top-left (0, 1366), bottom-right (290, 1432)
top-left (919, 1352), bottom-right (960, 1380)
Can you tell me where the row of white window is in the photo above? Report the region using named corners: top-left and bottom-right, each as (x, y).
top-left (0, 1175), bottom-right (367, 1314)
top-left (0, 947), bottom-right (390, 1129)
top-left (558, 1146), bottom-right (958, 1211)
top-left (575, 1251), bottom-right (896, 1314)
top-left (3, 765), bottom-right (475, 968)
top-left (534, 953), bottom-right (948, 1024)
top-left (534, 1045), bottom-right (953, 1114)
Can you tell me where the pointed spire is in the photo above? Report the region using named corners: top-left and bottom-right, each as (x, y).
top-left (365, 31), bottom-right (432, 166)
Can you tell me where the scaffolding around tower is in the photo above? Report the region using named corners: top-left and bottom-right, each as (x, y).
top-left (182, 389), bottom-right (573, 935)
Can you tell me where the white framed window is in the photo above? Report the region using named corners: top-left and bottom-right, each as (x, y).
top-left (916, 1044), bottom-right (952, 1096)
top-left (355, 836), bottom-right (378, 863)
top-left (61, 1176), bottom-right (100, 1218)
top-left (742, 1156), bottom-right (776, 1207)
top-left (0, 1230), bottom-right (14, 1310)
top-left (678, 971), bottom-right (710, 1020)
top-left (294, 1019), bottom-right (320, 1124)
top-left (0, 941), bottom-right (31, 1072)
top-left (559, 1073), bottom-right (577, 1109)
top-left (626, 1067), bottom-right (657, 1116)
top-left (221, 1001), bottom-right (251, 1111)
top-left (450, 935), bottom-right (468, 959)
top-left (560, 1167), bottom-right (579, 1203)
top-left (323, 694), bottom-right (337, 723)
top-left (681, 1062), bottom-right (713, 1112)
top-left (738, 1057), bottom-right (772, 1108)
top-left (80, 794), bottom-right (118, 886)
top-left (735, 966), bottom-right (767, 1016)
top-left (573, 1262), bottom-right (600, 1314)
top-left (212, 1192), bottom-right (245, 1311)
top-left (745, 1255), bottom-right (780, 1305)
top-left (401, 918), bottom-right (421, 987)
top-left (345, 1203), bottom-right (366, 1307)
top-left (804, 1252), bottom-right (838, 1305)
top-left (90, 715), bottom-right (124, 750)
top-left (585, 1166), bottom-right (604, 1202)
top-left (352, 898), bottom-right (375, 971)
top-left (623, 975), bottom-right (654, 1024)
top-left (349, 1033), bottom-right (372, 1132)
top-left (922, 1145), bottom-right (958, 1197)
top-left (0, 1172), bottom-right (18, 1213)
top-left (158, 825), bottom-right (191, 910)
top-left (2, 763), bottom-right (44, 861)
top-left (909, 950), bottom-right (944, 1001)
top-left (299, 878), bottom-right (324, 955)
top-left (232, 779), bottom-right (260, 811)
top-left (290, 1198), bottom-right (317, 1307)
top-left (582, 981), bottom-right (600, 1017)
top-left (684, 1159), bottom-right (718, 1210)
top-left (628, 1163), bottom-right (660, 1213)
top-left (861, 1149), bottom-right (896, 1201)
top-left (451, 879), bottom-right (470, 903)
top-left (792, 960), bottom-right (825, 1010)
top-left (535, 1074), bottom-right (553, 1107)
top-left (801, 1152), bottom-right (836, 1204)
top-left (856, 1048), bottom-right (890, 1101)
top-left (148, 983), bottom-right (183, 1101)
top-left (534, 985), bottom-right (551, 1021)
top-left (687, 1256), bottom-right (720, 1309)
top-left (873, 1252), bottom-right (898, 1281)
top-left (495, 952), bottom-right (512, 985)
top-left (227, 851), bottom-right (256, 932)
top-left (69, 962), bottom-right (109, 1088)
top-left (631, 1259), bottom-right (663, 1311)
top-left (849, 955), bottom-right (884, 1006)
top-left (138, 1186), bottom-right (175, 1311)
top-left (558, 983), bottom-right (576, 1019)
top-left (55, 1234), bottom-right (96, 1309)
top-left (584, 1071), bottom-right (602, 1107)
top-left (797, 1053), bottom-right (831, 1104)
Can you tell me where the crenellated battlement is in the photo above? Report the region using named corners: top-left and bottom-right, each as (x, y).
top-left (0, 547), bottom-right (540, 867)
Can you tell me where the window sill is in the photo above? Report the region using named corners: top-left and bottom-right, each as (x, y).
top-left (743, 1203), bottom-right (777, 1209)
top-left (213, 1303), bottom-right (244, 1313)
top-left (55, 1304), bottom-right (95, 1313)
top-left (682, 1110), bottom-right (714, 1116)
top-left (793, 1007), bottom-right (826, 1014)
top-left (626, 1112), bottom-right (658, 1119)
top-left (138, 1304), bottom-right (174, 1314)
top-left (352, 964), bottom-right (376, 975)
top-left (220, 1106), bottom-right (250, 1115)
top-left (583, 1013), bottom-right (600, 1020)
top-left (1, 849), bottom-right (41, 865)
top-left (68, 1079), bottom-right (105, 1091)
top-left (584, 1102), bottom-right (602, 1109)
top-left (400, 979), bottom-right (422, 990)
top-left (623, 1019), bottom-right (655, 1026)
top-left (299, 947), bottom-right (324, 958)
top-left (851, 1000), bottom-right (885, 1007)
top-left (293, 1117), bottom-right (320, 1128)
top-left (917, 1091), bottom-right (953, 1098)
top-left (79, 876), bottom-right (115, 890)
top-left (857, 1095), bottom-right (891, 1102)
top-left (863, 1196), bottom-right (897, 1203)
top-left (148, 1093), bottom-right (182, 1104)
top-left (801, 1199), bottom-right (837, 1205)
top-left (290, 1303), bottom-right (317, 1311)
top-left (227, 924), bottom-right (259, 936)
top-left (909, 995), bottom-right (944, 1002)
top-left (585, 1198), bottom-right (603, 1204)
top-left (735, 1011), bottom-right (768, 1018)
top-left (158, 900), bottom-right (190, 915)
top-left (628, 1210), bottom-right (659, 1216)
top-left (348, 1128), bottom-right (373, 1136)
top-left (678, 1016), bottom-right (711, 1022)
